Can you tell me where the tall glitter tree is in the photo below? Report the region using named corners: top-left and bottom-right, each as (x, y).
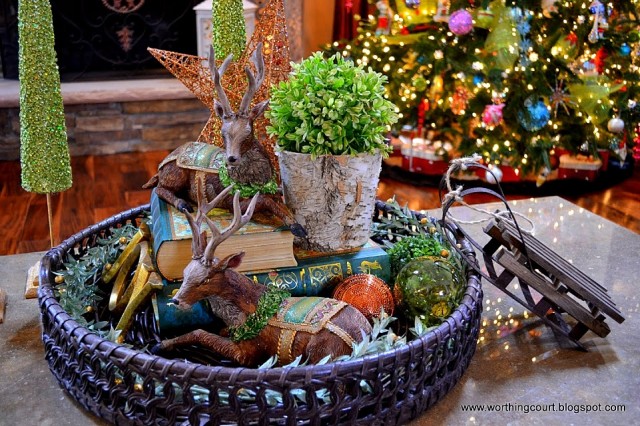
top-left (212, 0), bottom-right (247, 59)
top-left (18, 0), bottom-right (72, 245)
top-left (326, 0), bottom-right (640, 182)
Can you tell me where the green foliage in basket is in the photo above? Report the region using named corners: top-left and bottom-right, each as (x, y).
top-left (387, 235), bottom-right (446, 278)
top-left (55, 223), bottom-right (139, 338)
top-left (266, 52), bottom-right (398, 157)
top-left (371, 197), bottom-right (440, 244)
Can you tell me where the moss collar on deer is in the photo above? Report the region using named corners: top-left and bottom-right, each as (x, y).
top-left (228, 285), bottom-right (290, 342)
top-left (218, 161), bottom-right (279, 198)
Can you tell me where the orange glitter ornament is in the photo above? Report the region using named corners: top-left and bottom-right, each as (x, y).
top-left (332, 274), bottom-right (395, 321)
top-left (147, 0), bottom-right (291, 172)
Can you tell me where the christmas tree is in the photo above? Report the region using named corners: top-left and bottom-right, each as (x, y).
top-left (326, 0), bottom-right (640, 181)
top-left (19, 0), bottom-right (72, 194)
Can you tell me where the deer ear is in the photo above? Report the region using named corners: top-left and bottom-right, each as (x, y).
top-left (250, 100), bottom-right (270, 120)
top-left (219, 252), bottom-right (245, 270)
top-left (214, 100), bottom-right (226, 118)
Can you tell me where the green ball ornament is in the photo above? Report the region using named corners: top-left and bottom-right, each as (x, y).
top-left (412, 75), bottom-right (428, 92)
top-left (393, 256), bottom-right (464, 326)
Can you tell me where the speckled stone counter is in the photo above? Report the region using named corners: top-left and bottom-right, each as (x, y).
top-left (414, 196), bottom-right (639, 425)
top-left (0, 196), bottom-right (637, 425)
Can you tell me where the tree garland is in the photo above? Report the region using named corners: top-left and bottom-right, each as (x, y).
top-left (228, 286), bottom-right (290, 342)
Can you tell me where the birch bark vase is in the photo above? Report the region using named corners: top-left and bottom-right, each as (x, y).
top-left (278, 150), bottom-right (382, 252)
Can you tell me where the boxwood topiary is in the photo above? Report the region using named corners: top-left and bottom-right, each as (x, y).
top-left (266, 52), bottom-right (398, 157)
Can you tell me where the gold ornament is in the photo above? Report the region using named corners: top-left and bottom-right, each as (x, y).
top-left (54, 275), bottom-right (64, 284)
top-left (147, 0), bottom-right (291, 172)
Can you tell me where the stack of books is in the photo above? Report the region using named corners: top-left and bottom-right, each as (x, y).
top-left (149, 190), bottom-right (390, 336)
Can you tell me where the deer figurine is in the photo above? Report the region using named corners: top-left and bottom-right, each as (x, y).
top-left (143, 43), bottom-right (305, 237)
top-left (152, 185), bottom-right (373, 367)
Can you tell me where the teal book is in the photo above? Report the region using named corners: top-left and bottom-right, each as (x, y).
top-left (149, 189), bottom-right (297, 282)
top-left (152, 279), bottom-right (216, 337)
top-left (244, 241), bottom-right (391, 296)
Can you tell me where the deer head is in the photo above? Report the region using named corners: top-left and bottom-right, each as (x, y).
top-left (210, 43), bottom-right (269, 165)
top-left (170, 183), bottom-right (259, 309)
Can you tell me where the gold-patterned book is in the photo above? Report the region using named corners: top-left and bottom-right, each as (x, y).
top-left (244, 240), bottom-right (390, 296)
top-left (150, 189), bottom-right (297, 281)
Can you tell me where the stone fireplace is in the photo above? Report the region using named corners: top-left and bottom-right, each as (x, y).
top-left (1, 0), bottom-right (200, 81)
top-left (0, 0), bottom-right (307, 161)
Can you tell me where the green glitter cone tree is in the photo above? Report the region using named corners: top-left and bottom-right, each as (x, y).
top-left (212, 0), bottom-right (247, 59)
top-left (19, 0), bottom-right (72, 194)
top-left (18, 0), bottom-right (72, 248)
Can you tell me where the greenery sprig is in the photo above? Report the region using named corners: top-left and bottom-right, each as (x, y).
top-left (55, 223), bottom-right (139, 336)
top-left (371, 197), bottom-right (441, 245)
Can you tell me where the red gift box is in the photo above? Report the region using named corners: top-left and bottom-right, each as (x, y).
top-left (558, 154), bottom-right (603, 181)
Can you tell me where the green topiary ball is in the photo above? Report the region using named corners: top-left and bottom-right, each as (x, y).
top-left (393, 256), bottom-right (465, 327)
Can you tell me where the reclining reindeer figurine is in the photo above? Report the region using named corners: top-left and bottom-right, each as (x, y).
top-left (143, 43), bottom-right (304, 237)
top-left (152, 185), bottom-right (372, 366)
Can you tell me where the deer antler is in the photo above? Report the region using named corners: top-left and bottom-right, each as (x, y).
top-left (209, 45), bottom-right (234, 117)
top-left (201, 190), bottom-right (260, 265)
top-left (184, 183), bottom-right (234, 260)
top-left (238, 42), bottom-right (266, 116)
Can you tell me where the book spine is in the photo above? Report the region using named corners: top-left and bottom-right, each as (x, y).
top-left (149, 189), bottom-right (173, 279)
top-left (245, 248), bottom-right (391, 296)
top-left (153, 280), bottom-right (216, 337)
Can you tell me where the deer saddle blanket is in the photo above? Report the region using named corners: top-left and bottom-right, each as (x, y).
top-left (159, 142), bottom-right (224, 173)
top-left (268, 297), bottom-right (356, 364)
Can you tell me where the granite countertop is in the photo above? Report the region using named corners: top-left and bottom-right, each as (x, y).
top-left (0, 196), bottom-right (637, 425)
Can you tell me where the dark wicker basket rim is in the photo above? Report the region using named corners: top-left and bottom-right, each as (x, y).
top-left (38, 203), bottom-right (482, 385)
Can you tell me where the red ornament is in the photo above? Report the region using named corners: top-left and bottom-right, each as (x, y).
top-left (595, 47), bottom-right (608, 74)
top-left (332, 274), bottom-right (394, 321)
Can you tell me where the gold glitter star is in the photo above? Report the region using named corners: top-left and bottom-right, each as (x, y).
top-left (148, 0), bottom-right (291, 169)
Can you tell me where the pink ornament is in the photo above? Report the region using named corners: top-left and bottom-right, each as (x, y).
top-left (482, 103), bottom-right (505, 127)
top-left (448, 9), bottom-right (474, 36)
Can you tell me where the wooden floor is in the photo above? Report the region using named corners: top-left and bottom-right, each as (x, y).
top-left (0, 150), bottom-right (638, 256)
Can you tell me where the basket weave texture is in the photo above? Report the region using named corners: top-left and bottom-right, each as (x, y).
top-left (39, 202), bottom-right (483, 425)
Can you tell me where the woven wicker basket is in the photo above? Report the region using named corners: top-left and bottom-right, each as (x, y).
top-left (38, 202), bottom-right (483, 425)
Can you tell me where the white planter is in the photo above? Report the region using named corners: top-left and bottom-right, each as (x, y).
top-left (278, 150), bottom-right (382, 252)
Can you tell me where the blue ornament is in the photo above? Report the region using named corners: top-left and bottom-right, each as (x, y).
top-left (589, 0), bottom-right (604, 15)
top-left (518, 98), bottom-right (550, 132)
top-left (405, 0), bottom-right (421, 9)
top-left (620, 44), bottom-right (632, 56)
top-left (473, 74), bottom-right (484, 85)
top-left (516, 21), bottom-right (531, 36)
